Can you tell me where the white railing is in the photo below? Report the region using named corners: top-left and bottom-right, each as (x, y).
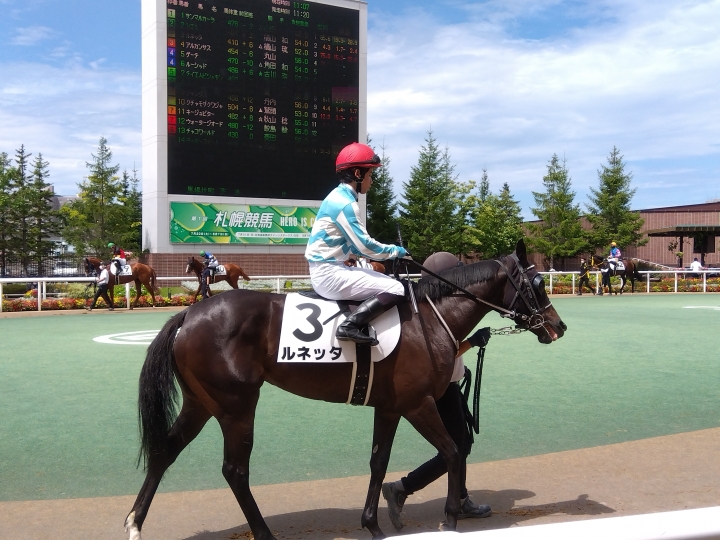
top-left (539, 269), bottom-right (717, 295)
top-left (2, 269), bottom-right (717, 313)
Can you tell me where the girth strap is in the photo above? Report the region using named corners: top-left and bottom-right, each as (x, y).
top-left (347, 343), bottom-right (374, 406)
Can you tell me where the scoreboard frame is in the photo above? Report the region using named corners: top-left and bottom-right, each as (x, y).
top-left (141, 0), bottom-right (368, 254)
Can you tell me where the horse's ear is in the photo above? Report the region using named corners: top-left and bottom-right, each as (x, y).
top-left (515, 238), bottom-right (528, 264)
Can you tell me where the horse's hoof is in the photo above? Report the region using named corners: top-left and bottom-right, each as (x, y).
top-left (439, 520), bottom-right (456, 532)
top-left (125, 512), bottom-right (142, 540)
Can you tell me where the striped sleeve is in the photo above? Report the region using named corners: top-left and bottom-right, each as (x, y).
top-left (335, 201), bottom-right (405, 260)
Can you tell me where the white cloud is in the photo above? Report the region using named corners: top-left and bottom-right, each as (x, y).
top-left (11, 25), bottom-right (54, 46)
top-left (0, 61), bottom-right (141, 196)
top-left (367, 0), bottom-right (720, 213)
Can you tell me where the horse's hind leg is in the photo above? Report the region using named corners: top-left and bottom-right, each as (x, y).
top-left (218, 391), bottom-right (276, 540)
top-left (361, 409), bottom-right (401, 539)
top-left (125, 398), bottom-right (211, 539)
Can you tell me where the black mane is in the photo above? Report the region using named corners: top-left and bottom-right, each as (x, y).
top-left (415, 258), bottom-right (503, 301)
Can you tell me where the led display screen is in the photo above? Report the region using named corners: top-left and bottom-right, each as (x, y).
top-left (167, 0), bottom-right (360, 200)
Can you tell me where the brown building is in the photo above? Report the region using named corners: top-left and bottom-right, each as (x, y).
top-left (527, 201), bottom-right (720, 271)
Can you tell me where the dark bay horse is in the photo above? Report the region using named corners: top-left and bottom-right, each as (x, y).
top-left (83, 257), bottom-right (158, 309)
top-left (589, 254), bottom-right (642, 294)
top-left (185, 256), bottom-right (251, 301)
top-left (125, 240), bottom-right (567, 540)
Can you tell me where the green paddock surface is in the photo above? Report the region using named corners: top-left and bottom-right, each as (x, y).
top-left (0, 294), bottom-right (718, 503)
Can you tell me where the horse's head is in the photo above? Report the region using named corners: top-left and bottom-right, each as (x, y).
top-left (185, 256), bottom-right (197, 275)
top-left (83, 257), bottom-right (97, 277)
top-left (498, 239), bottom-right (567, 344)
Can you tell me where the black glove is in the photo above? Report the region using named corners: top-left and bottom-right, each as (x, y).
top-left (467, 327), bottom-right (491, 348)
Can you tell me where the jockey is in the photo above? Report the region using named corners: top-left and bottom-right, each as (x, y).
top-left (108, 242), bottom-right (126, 277)
top-left (305, 142), bottom-right (408, 346)
top-left (199, 250), bottom-right (219, 298)
top-left (608, 241), bottom-right (622, 271)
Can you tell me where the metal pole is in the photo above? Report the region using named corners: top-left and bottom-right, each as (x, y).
top-left (37, 281), bottom-right (42, 312)
top-left (646, 272), bottom-right (650, 293)
top-left (595, 272), bottom-right (599, 294)
top-left (549, 273), bottom-right (553, 294)
top-left (674, 271), bottom-right (678, 293)
top-left (703, 271), bottom-right (707, 293)
top-left (126, 282), bottom-right (131, 309)
top-left (276, 278), bottom-right (281, 294)
top-left (572, 273), bottom-right (575, 294)
top-left (0, 282), bottom-right (3, 313)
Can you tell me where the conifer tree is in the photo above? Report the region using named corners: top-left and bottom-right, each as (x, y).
top-left (60, 137), bottom-right (124, 257)
top-left (586, 146), bottom-right (646, 252)
top-left (9, 145), bottom-right (34, 274)
top-left (366, 140), bottom-right (397, 245)
top-left (0, 153), bottom-right (16, 275)
top-left (470, 180), bottom-right (524, 259)
top-left (398, 131), bottom-right (461, 259)
top-left (527, 154), bottom-right (586, 270)
top-left (117, 167), bottom-right (143, 253)
top-left (27, 153), bottom-right (61, 274)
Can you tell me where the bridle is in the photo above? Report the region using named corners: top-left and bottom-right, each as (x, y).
top-left (407, 254), bottom-right (553, 332)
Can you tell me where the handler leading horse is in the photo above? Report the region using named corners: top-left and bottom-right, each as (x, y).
top-left (125, 240), bottom-right (567, 540)
top-left (84, 256), bottom-right (158, 309)
top-left (589, 254), bottom-right (642, 294)
top-left (185, 256), bottom-right (251, 301)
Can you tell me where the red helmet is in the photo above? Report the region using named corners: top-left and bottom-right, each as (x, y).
top-left (335, 143), bottom-right (382, 172)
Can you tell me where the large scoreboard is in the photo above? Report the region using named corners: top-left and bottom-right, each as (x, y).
top-left (142, 0), bottom-right (366, 253)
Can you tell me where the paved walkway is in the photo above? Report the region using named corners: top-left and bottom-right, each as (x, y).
top-left (2, 427), bottom-right (718, 540)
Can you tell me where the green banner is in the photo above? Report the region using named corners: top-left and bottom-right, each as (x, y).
top-left (170, 202), bottom-right (318, 244)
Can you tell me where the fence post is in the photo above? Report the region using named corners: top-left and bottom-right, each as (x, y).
top-left (595, 272), bottom-right (599, 294)
top-left (647, 272), bottom-right (650, 293)
top-left (276, 278), bottom-right (281, 294)
top-left (549, 273), bottom-right (553, 294)
top-left (674, 272), bottom-right (678, 293)
top-left (37, 282), bottom-right (42, 312)
top-left (572, 274), bottom-right (575, 294)
top-left (126, 283), bottom-right (131, 309)
top-left (703, 271), bottom-right (707, 293)
top-left (0, 282), bottom-right (3, 313)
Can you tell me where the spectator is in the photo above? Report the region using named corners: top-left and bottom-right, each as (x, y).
top-left (689, 257), bottom-right (703, 278)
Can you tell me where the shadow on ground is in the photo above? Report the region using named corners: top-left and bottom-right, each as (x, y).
top-left (185, 489), bottom-right (615, 539)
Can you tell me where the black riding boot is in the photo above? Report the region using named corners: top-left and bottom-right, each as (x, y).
top-left (336, 292), bottom-right (404, 346)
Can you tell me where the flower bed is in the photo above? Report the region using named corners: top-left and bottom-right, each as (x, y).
top-left (1, 294), bottom-right (196, 312)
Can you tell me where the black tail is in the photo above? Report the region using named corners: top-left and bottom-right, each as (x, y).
top-left (137, 310), bottom-right (187, 469)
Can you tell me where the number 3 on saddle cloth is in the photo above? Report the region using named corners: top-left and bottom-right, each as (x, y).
top-left (278, 292), bottom-right (401, 364)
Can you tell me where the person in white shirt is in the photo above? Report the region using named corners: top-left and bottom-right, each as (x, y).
top-left (86, 262), bottom-right (115, 311)
top-left (689, 258), bottom-right (703, 277)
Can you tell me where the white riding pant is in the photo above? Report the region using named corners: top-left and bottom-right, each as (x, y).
top-left (308, 261), bottom-right (404, 301)
top-left (113, 257), bottom-right (126, 266)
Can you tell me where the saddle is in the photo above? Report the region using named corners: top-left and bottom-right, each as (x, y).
top-left (279, 292), bottom-right (402, 406)
top-left (109, 264), bottom-right (132, 277)
top-left (278, 292), bottom-right (400, 364)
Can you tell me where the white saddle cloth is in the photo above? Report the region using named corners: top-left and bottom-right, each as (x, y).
top-left (109, 264), bottom-right (132, 277)
top-left (213, 265), bottom-right (227, 276)
top-left (278, 293), bottom-right (401, 363)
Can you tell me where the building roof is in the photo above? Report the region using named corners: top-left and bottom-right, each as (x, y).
top-left (638, 201), bottom-right (720, 213)
top-left (645, 225), bottom-right (720, 237)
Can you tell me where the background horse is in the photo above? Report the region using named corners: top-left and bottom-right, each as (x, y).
top-left (185, 256), bottom-right (251, 301)
top-left (589, 254), bottom-right (643, 295)
top-left (83, 257), bottom-right (158, 309)
top-left (125, 240), bottom-right (566, 540)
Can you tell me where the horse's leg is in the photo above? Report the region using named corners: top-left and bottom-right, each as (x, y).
top-left (361, 409), bottom-right (401, 539)
top-left (404, 396), bottom-right (461, 531)
top-left (133, 278), bottom-right (142, 309)
top-left (228, 273), bottom-right (239, 289)
top-left (125, 398), bottom-right (211, 539)
top-left (218, 391), bottom-right (275, 540)
top-left (619, 275), bottom-right (626, 294)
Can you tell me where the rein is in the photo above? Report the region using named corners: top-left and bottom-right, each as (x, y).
top-left (406, 257), bottom-right (550, 331)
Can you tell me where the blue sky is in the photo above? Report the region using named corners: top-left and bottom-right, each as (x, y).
top-left (1, 0), bottom-right (718, 219)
